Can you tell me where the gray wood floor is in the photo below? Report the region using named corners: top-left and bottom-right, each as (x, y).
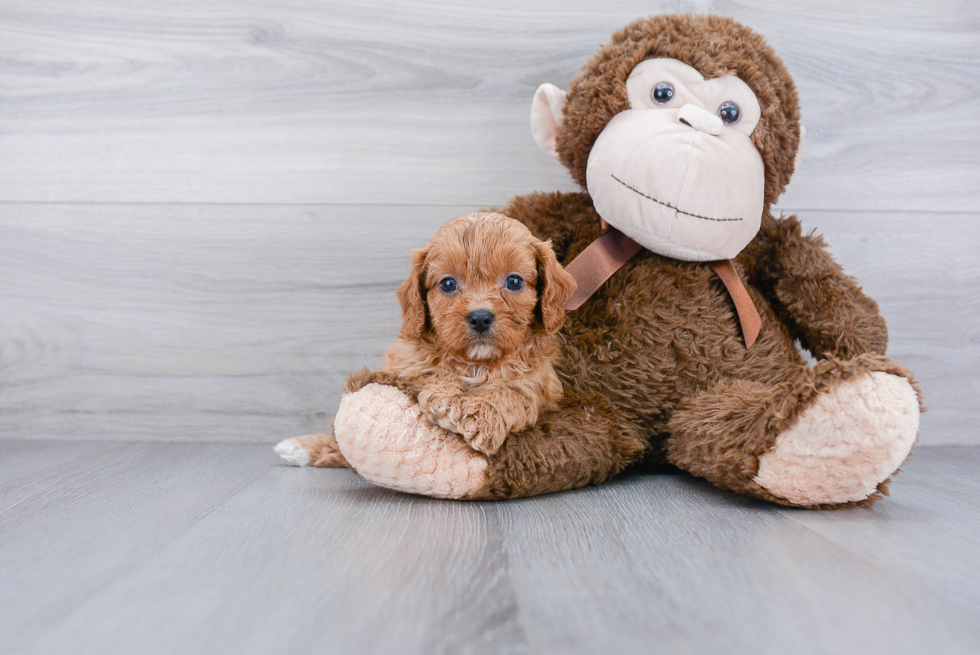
top-left (1, 440), bottom-right (978, 655)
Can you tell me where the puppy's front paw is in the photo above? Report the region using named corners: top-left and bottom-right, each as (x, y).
top-left (418, 387), bottom-right (464, 433)
top-left (456, 397), bottom-right (508, 456)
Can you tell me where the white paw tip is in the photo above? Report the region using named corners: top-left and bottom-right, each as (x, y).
top-left (274, 438), bottom-right (311, 467)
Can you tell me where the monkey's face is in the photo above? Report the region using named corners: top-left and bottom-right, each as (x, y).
top-left (585, 59), bottom-right (765, 261)
top-left (531, 55), bottom-right (788, 262)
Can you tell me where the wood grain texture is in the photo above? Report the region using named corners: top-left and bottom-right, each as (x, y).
top-left (0, 203), bottom-right (464, 442)
top-left (1, 203), bottom-right (975, 445)
top-left (1, 2), bottom-right (977, 445)
top-left (0, 0), bottom-right (978, 210)
top-left (1, 440), bottom-right (978, 654)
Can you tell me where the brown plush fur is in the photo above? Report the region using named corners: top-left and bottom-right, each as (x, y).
top-left (485, 189), bottom-right (919, 505)
top-left (445, 14), bottom-right (921, 507)
top-left (667, 353), bottom-right (923, 507)
top-left (477, 390), bottom-right (647, 500)
top-left (298, 211), bottom-right (576, 464)
top-left (318, 15), bottom-right (919, 508)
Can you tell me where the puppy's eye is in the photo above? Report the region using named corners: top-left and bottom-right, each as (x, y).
top-left (505, 275), bottom-right (525, 291)
top-left (439, 277), bottom-right (458, 293)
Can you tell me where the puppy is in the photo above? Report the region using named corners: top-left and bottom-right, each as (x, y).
top-left (275, 211), bottom-right (577, 467)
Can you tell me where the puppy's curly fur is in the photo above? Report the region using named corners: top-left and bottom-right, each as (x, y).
top-left (284, 211), bottom-right (576, 466)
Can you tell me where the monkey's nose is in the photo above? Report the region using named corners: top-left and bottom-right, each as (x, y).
top-left (677, 103), bottom-right (723, 136)
top-left (467, 309), bottom-right (495, 334)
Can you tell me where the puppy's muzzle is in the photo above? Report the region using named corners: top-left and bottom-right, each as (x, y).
top-left (467, 309), bottom-right (495, 334)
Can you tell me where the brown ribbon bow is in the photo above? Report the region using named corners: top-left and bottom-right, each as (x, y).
top-left (562, 224), bottom-right (762, 348)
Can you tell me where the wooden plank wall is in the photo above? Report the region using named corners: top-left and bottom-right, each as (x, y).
top-left (1, 0), bottom-right (977, 445)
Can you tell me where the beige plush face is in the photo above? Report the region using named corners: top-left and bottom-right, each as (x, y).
top-left (585, 59), bottom-right (766, 261)
top-left (532, 58), bottom-right (769, 262)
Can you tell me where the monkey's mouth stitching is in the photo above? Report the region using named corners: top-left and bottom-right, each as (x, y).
top-left (610, 175), bottom-right (742, 223)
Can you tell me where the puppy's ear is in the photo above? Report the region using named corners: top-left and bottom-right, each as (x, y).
top-left (396, 247), bottom-right (429, 340)
top-left (534, 240), bottom-right (577, 334)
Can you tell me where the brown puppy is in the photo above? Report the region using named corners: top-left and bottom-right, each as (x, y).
top-left (275, 211), bottom-right (577, 467)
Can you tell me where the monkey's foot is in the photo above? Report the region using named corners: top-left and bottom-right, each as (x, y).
top-left (754, 371), bottom-right (920, 506)
top-left (333, 383), bottom-right (490, 499)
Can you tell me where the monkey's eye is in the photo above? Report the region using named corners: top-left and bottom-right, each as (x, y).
top-left (651, 82), bottom-right (675, 105)
top-left (505, 275), bottom-right (525, 292)
top-left (439, 277), bottom-right (458, 293)
top-left (718, 101), bottom-right (741, 125)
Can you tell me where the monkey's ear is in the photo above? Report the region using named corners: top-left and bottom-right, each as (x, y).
top-left (793, 124), bottom-right (806, 175)
top-left (396, 248), bottom-right (429, 341)
top-left (530, 83), bottom-right (567, 159)
top-left (534, 240), bottom-right (577, 334)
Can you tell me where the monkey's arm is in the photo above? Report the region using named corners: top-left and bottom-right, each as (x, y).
top-left (740, 214), bottom-right (888, 359)
top-left (330, 382), bottom-right (648, 499)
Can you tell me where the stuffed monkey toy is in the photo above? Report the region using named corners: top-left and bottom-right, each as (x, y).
top-left (285, 14), bottom-right (923, 508)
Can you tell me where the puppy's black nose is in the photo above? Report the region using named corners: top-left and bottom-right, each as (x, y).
top-left (467, 309), bottom-right (495, 334)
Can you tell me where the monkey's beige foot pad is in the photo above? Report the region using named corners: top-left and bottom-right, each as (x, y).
top-left (755, 372), bottom-right (920, 506)
top-left (333, 383), bottom-right (490, 499)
